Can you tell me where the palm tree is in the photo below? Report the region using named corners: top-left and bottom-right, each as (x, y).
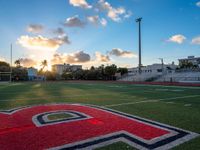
top-left (14, 59), bottom-right (21, 67)
top-left (41, 60), bottom-right (48, 71)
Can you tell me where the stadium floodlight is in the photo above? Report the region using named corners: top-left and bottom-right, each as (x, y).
top-left (135, 17), bottom-right (142, 74)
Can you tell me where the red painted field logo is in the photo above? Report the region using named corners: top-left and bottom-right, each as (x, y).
top-left (0, 104), bottom-right (198, 150)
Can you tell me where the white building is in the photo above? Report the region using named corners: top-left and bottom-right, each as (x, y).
top-left (52, 64), bottom-right (82, 75)
top-left (52, 64), bottom-right (70, 75)
top-left (119, 57), bottom-right (200, 82)
top-left (128, 63), bottom-right (177, 76)
top-left (178, 56), bottom-right (200, 68)
top-left (119, 63), bottom-right (177, 82)
top-left (70, 65), bottom-right (82, 72)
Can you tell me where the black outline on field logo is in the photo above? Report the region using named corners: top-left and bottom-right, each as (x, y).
top-left (0, 103), bottom-right (199, 150)
top-left (32, 110), bottom-right (92, 127)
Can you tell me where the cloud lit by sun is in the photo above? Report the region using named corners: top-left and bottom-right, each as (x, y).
top-left (17, 35), bottom-right (64, 51)
top-left (11, 0), bottom-right (137, 69)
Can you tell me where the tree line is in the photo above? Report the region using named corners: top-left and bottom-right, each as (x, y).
top-left (61, 65), bottom-right (128, 80)
top-left (0, 60), bottom-right (128, 81)
top-left (0, 61), bottom-right (28, 81)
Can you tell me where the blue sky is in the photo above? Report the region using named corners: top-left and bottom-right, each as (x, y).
top-left (0, 0), bottom-right (200, 69)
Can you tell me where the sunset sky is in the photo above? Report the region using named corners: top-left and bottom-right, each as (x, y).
top-left (0, 0), bottom-right (200, 69)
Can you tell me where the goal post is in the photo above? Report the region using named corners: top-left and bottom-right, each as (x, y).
top-left (0, 72), bottom-right (12, 82)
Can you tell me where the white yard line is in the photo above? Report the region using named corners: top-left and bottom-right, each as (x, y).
top-left (158, 95), bottom-right (200, 101)
top-left (104, 100), bottom-right (158, 107)
top-left (104, 95), bottom-right (200, 107)
top-left (130, 84), bottom-right (200, 89)
top-left (0, 92), bottom-right (135, 102)
top-left (0, 93), bottom-right (107, 102)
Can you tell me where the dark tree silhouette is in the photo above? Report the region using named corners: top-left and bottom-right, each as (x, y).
top-left (41, 60), bottom-right (48, 71)
top-left (14, 59), bottom-right (21, 67)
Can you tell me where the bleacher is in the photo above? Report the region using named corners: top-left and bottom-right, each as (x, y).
top-left (118, 71), bottom-right (200, 83)
top-left (118, 73), bottom-right (161, 82)
top-left (155, 72), bottom-right (200, 83)
top-left (117, 74), bottom-right (135, 81)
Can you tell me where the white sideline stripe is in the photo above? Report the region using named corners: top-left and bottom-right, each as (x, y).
top-left (104, 95), bottom-right (200, 107)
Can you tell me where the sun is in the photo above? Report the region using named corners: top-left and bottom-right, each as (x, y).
top-left (34, 62), bottom-right (52, 71)
top-left (47, 64), bottom-right (52, 71)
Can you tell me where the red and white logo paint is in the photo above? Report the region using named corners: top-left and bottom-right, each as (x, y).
top-left (0, 104), bottom-right (198, 150)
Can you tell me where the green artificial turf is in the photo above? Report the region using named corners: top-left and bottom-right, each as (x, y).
top-left (47, 113), bottom-right (73, 120)
top-left (0, 81), bottom-right (200, 149)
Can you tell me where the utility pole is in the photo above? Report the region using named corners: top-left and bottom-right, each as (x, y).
top-left (136, 17), bottom-right (142, 74)
top-left (159, 58), bottom-right (164, 74)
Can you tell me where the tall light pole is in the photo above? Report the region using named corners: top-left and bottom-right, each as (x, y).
top-left (136, 17), bottom-right (142, 74)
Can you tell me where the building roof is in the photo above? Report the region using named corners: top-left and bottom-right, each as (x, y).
top-left (178, 56), bottom-right (200, 61)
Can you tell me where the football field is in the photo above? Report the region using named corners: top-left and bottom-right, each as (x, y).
top-left (0, 81), bottom-right (200, 150)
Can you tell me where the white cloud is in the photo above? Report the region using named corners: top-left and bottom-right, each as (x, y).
top-left (52, 28), bottom-right (65, 36)
top-left (100, 18), bottom-right (107, 26)
top-left (17, 35), bottom-right (70, 51)
top-left (63, 15), bottom-right (86, 28)
top-left (87, 16), bottom-right (99, 25)
top-left (18, 35), bottom-right (60, 51)
top-left (191, 36), bottom-right (200, 45)
top-left (95, 52), bottom-right (110, 62)
top-left (69, 0), bottom-right (92, 9)
top-left (51, 51), bottom-right (91, 64)
top-left (124, 11), bottom-right (132, 18)
top-left (50, 51), bottom-right (112, 69)
top-left (19, 58), bottom-right (37, 67)
top-left (0, 56), bottom-right (5, 62)
top-left (51, 51), bottom-right (111, 68)
top-left (109, 48), bottom-right (137, 58)
top-left (168, 34), bottom-right (186, 44)
top-left (97, 0), bottom-right (131, 22)
top-left (196, 1), bottom-right (200, 7)
top-left (55, 35), bottom-right (71, 44)
top-left (108, 7), bottom-right (125, 21)
top-left (27, 24), bottom-right (44, 34)
top-left (87, 16), bottom-right (107, 26)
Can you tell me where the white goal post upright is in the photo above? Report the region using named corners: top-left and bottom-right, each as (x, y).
top-left (0, 72), bottom-right (11, 82)
top-left (0, 44), bottom-right (12, 83)
top-left (10, 44), bottom-right (12, 82)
